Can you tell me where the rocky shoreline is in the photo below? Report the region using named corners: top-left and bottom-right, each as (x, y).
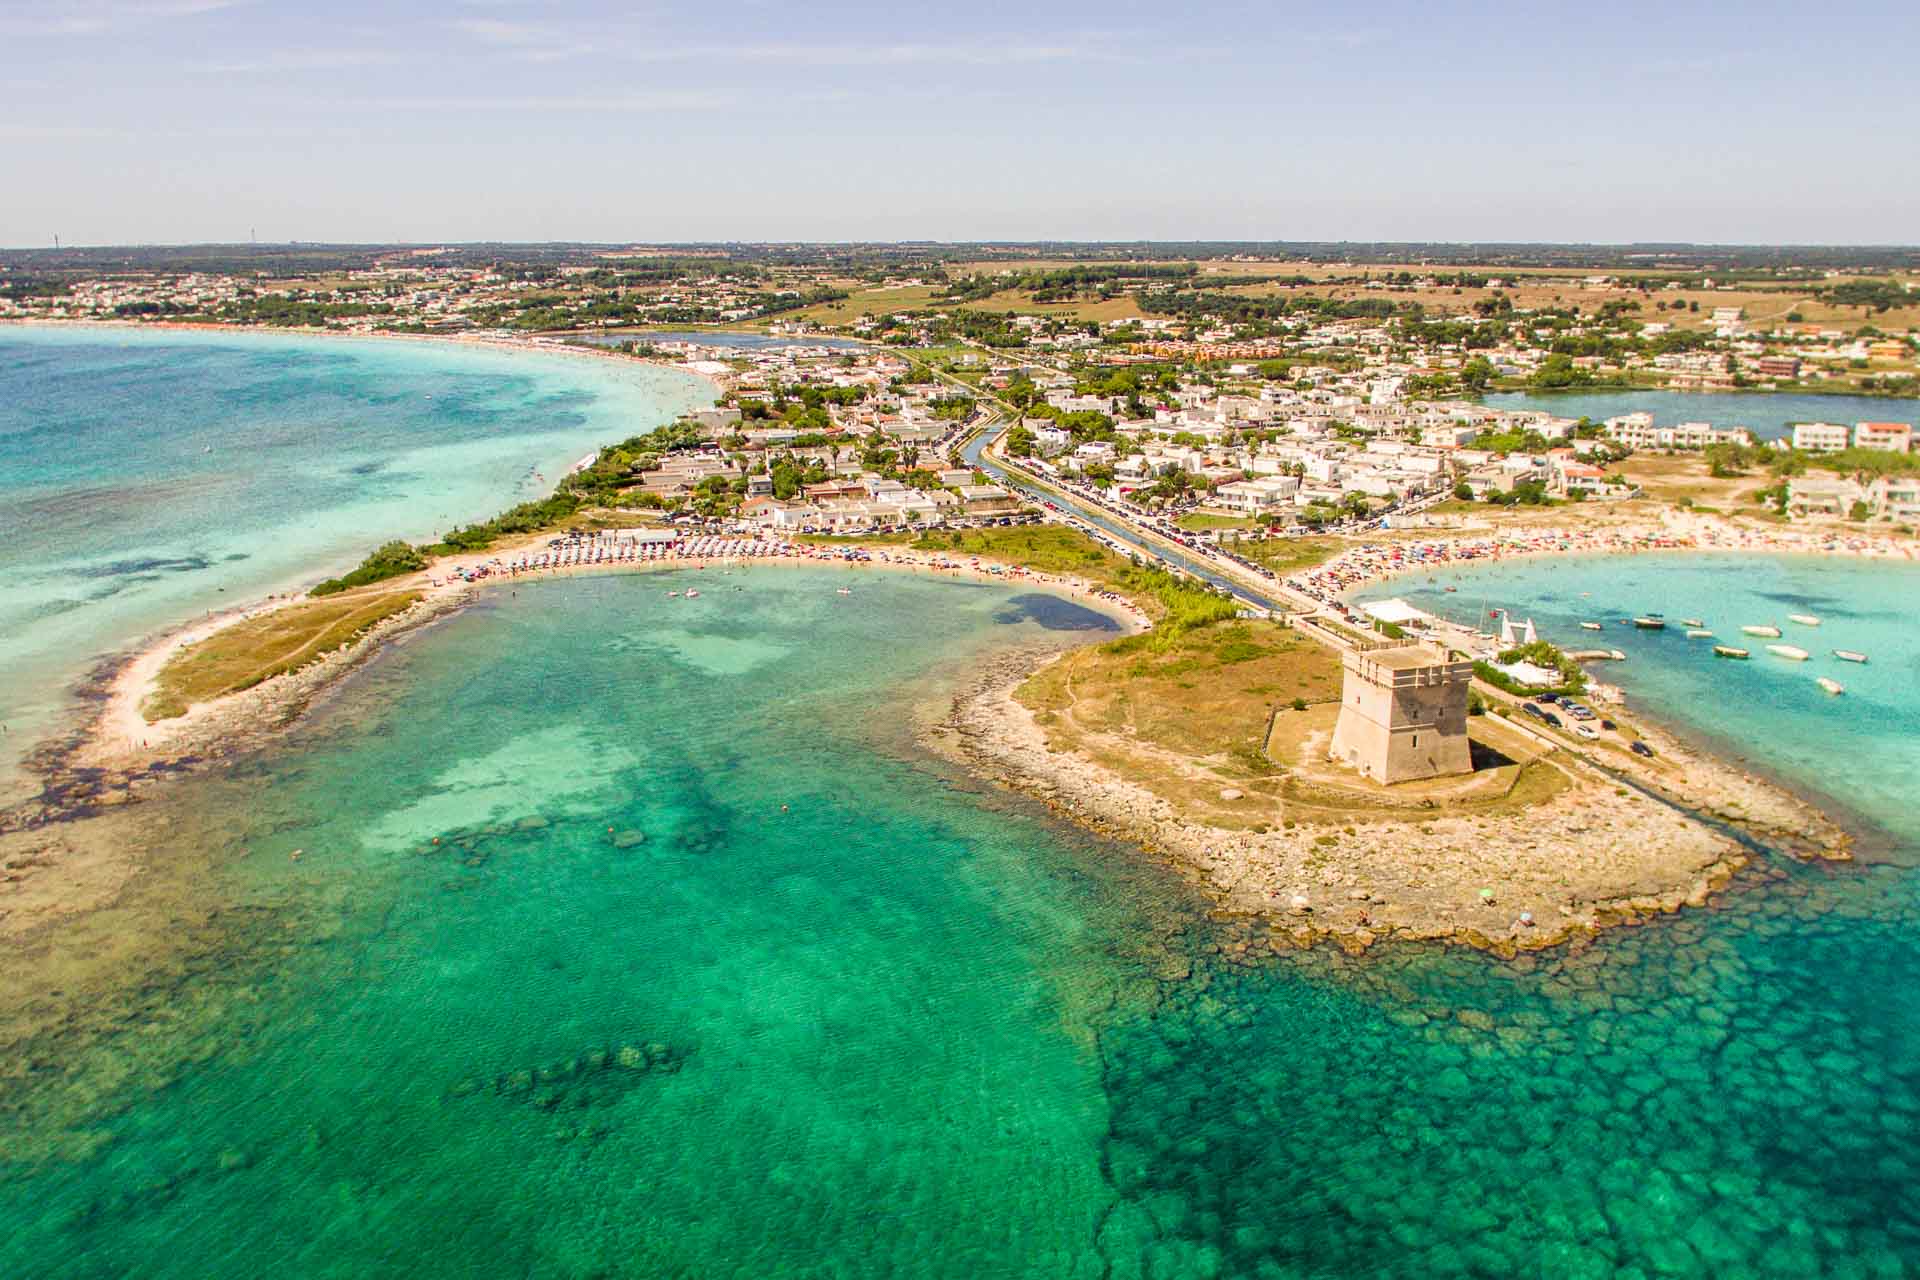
top-left (931, 646), bottom-right (1852, 958)
top-left (2, 587), bottom-right (475, 838)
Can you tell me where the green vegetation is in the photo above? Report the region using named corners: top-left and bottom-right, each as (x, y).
top-left (1474, 639), bottom-right (1588, 698)
top-left (1804, 447), bottom-right (1920, 478)
top-left (907, 525), bottom-right (1238, 647)
top-left (311, 540), bottom-right (426, 596)
top-left (145, 590), bottom-right (422, 721)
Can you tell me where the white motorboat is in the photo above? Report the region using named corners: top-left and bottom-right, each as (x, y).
top-left (1685, 629), bottom-right (1713, 639)
top-left (1714, 646), bottom-right (1749, 659)
top-left (1765, 644), bottom-right (1809, 661)
top-left (1580, 622), bottom-right (1603, 631)
top-left (1788, 613), bottom-right (1821, 627)
top-left (1833, 649), bottom-right (1869, 664)
top-left (1816, 677), bottom-right (1845, 695)
top-left (1742, 624), bottom-right (1782, 638)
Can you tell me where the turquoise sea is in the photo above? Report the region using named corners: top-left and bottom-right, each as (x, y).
top-left (1487, 389), bottom-right (1918, 441)
top-left (3, 550), bottom-right (1918, 1277)
top-left (0, 326), bottom-right (711, 797)
top-left (1364, 552), bottom-right (1920, 833)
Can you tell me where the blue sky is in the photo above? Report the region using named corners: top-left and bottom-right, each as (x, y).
top-left (3, 0), bottom-right (1915, 247)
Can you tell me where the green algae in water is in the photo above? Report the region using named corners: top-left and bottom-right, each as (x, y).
top-left (4, 567), bottom-right (1919, 1277)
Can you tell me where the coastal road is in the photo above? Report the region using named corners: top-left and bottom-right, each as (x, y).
top-left (957, 420), bottom-right (1309, 615)
top-left (909, 346), bottom-right (1328, 619)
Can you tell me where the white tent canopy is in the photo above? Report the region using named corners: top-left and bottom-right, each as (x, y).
top-left (1360, 598), bottom-right (1433, 626)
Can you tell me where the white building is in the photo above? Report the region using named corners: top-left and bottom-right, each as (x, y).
top-left (1792, 422), bottom-right (1852, 453)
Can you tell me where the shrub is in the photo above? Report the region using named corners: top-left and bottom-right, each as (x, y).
top-left (312, 540), bottom-right (426, 596)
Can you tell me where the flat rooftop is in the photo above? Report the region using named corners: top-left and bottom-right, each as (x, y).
top-left (1358, 644), bottom-right (1449, 671)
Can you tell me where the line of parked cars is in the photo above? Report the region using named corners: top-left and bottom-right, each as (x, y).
top-left (1521, 693), bottom-right (1654, 757)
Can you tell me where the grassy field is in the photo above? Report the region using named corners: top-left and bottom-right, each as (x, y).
top-left (784, 285), bottom-right (944, 326)
top-left (1017, 617), bottom-right (1340, 824)
top-left (907, 525), bottom-right (1125, 576)
top-left (143, 590), bottom-right (421, 722)
top-left (1009, 586), bottom-right (1595, 830)
top-left (959, 290), bottom-right (1146, 324)
top-left (1174, 513), bottom-right (1261, 532)
top-left (1230, 535), bottom-right (1343, 574)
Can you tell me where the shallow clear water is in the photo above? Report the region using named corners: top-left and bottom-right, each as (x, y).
top-left (1364, 552), bottom-right (1920, 832)
top-left (3, 564), bottom-right (1918, 1277)
top-left (0, 326), bottom-right (710, 794)
top-left (1486, 389), bottom-right (1918, 441)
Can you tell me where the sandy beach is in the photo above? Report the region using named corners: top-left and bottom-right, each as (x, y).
top-left (11, 531), bottom-right (1146, 818)
top-left (0, 317), bottom-right (733, 400)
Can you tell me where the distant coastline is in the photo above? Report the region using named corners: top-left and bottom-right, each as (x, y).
top-left (0, 317), bottom-right (730, 399)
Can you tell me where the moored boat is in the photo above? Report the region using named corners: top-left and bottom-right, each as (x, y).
top-left (1788, 613), bottom-right (1821, 627)
top-left (1816, 676), bottom-right (1845, 695)
top-left (1681, 618), bottom-right (1704, 628)
top-left (1632, 616), bottom-right (1665, 630)
top-left (1765, 643), bottom-right (1809, 661)
top-left (1580, 622), bottom-right (1603, 631)
top-left (1685, 629), bottom-right (1713, 639)
top-left (1833, 649), bottom-right (1869, 663)
top-left (1713, 646), bottom-right (1749, 659)
top-left (1741, 624), bottom-right (1781, 638)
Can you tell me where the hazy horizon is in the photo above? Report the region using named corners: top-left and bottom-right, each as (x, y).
top-left (5, 0), bottom-right (1916, 248)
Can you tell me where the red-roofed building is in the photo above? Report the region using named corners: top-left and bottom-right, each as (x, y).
top-left (1854, 422), bottom-right (1914, 453)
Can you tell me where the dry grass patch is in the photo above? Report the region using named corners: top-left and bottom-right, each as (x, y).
top-left (144, 590), bottom-right (421, 722)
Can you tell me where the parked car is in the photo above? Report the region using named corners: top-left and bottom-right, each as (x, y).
top-left (1630, 741), bottom-right (1655, 758)
top-left (1543, 711), bottom-right (1564, 728)
top-left (1572, 723), bottom-right (1599, 740)
top-left (1600, 719), bottom-right (1617, 731)
top-left (1538, 692), bottom-right (1560, 704)
top-left (1522, 702), bottom-right (1547, 720)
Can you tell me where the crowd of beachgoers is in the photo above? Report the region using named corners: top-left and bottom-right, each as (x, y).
top-left (1288, 520), bottom-right (1920, 608)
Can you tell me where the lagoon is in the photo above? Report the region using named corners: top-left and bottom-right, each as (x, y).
top-left (1486, 388), bottom-right (1918, 441)
top-left (4, 558), bottom-right (1919, 1277)
top-left (0, 327), bottom-right (710, 799)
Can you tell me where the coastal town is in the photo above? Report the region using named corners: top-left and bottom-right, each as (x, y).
top-left (6, 244), bottom-right (1916, 536)
top-left (11, 0), bottom-right (1920, 1261)
top-left (6, 245), bottom-right (1917, 954)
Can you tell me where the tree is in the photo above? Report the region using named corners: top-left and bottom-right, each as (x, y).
top-left (1453, 481), bottom-right (1475, 501)
top-left (1459, 356), bottom-right (1495, 392)
top-left (1849, 500), bottom-right (1874, 522)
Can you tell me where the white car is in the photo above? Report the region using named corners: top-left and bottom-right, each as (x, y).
top-left (1572, 723), bottom-right (1600, 741)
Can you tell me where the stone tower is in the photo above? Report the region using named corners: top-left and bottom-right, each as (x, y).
top-left (1328, 643), bottom-right (1474, 784)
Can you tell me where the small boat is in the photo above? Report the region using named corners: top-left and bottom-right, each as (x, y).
top-left (1765, 644), bottom-right (1809, 661)
top-left (1633, 617), bottom-right (1665, 630)
top-left (836, 588), bottom-right (851, 596)
top-left (1681, 618), bottom-right (1703, 628)
top-left (667, 591), bottom-right (681, 598)
top-left (1741, 625), bottom-right (1781, 638)
top-left (1788, 613), bottom-right (1821, 627)
top-left (685, 589), bottom-right (700, 598)
top-left (1685, 629), bottom-right (1713, 639)
top-left (1833, 649), bottom-right (1869, 664)
top-left (1610, 649), bottom-right (1628, 661)
top-left (1816, 677), bottom-right (1845, 695)
top-left (1580, 622), bottom-right (1603, 631)
top-left (1714, 646), bottom-right (1750, 659)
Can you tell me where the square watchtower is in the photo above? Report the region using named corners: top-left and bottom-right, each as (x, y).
top-left (1328, 644), bottom-right (1474, 784)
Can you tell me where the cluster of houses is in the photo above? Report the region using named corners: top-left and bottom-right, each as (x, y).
top-left (624, 343), bottom-right (1024, 533)
top-left (1781, 420), bottom-right (1918, 523)
top-left (1007, 373), bottom-right (1639, 512)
